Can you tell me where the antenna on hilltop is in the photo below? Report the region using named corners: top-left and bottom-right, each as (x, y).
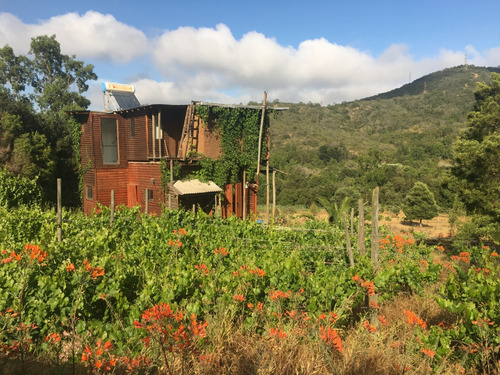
top-left (464, 53), bottom-right (469, 69)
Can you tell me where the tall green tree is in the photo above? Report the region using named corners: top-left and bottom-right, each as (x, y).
top-left (403, 182), bottom-right (439, 226)
top-left (29, 35), bottom-right (97, 113)
top-left (0, 35), bottom-right (97, 205)
top-left (452, 72), bottom-right (500, 240)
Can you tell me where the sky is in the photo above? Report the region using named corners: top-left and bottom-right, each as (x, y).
top-left (1, 0), bottom-right (499, 109)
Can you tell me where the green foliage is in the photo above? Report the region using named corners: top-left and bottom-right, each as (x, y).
top-left (0, 35), bottom-right (97, 206)
top-left (403, 182), bottom-right (439, 223)
top-left (195, 105), bottom-right (269, 185)
top-left (0, 207), bottom-right (498, 372)
top-left (452, 72), bottom-right (500, 241)
top-left (269, 66), bottom-right (500, 209)
top-left (0, 168), bottom-right (41, 208)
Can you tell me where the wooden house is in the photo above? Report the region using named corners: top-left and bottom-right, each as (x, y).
top-left (71, 101), bottom-right (265, 217)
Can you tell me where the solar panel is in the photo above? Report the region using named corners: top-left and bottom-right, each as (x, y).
top-left (102, 82), bottom-right (141, 111)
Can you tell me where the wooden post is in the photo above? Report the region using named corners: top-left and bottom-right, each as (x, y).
top-left (343, 211), bottom-right (354, 267)
top-left (371, 187), bottom-right (379, 267)
top-left (242, 170), bottom-right (247, 220)
top-left (266, 162), bottom-right (270, 224)
top-left (145, 188), bottom-right (149, 215)
top-left (57, 178), bottom-right (62, 242)
top-left (168, 159), bottom-right (173, 209)
top-left (255, 91), bottom-right (267, 185)
top-left (152, 115), bottom-right (156, 160)
top-left (110, 190), bottom-right (115, 226)
top-left (158, 111), bottom-right (162, 158)
top-left (370, 187), bottom-right (379, 324)
top-left (192, 204), bottom-right (196, 214)
top-left (272, 170), bottom-right (276, 223)
top-left (170, 159), bottom-right (174, 183)
top-left (357, 199), bottom-right (366, 256)
top-left (350, 208), bottom-right (355, 237)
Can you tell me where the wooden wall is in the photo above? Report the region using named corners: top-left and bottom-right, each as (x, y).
top-left (127, 162), bottom-right (164, 215)
top-left (82, 169), bottom-right (96, 215)
top-left (197, 115), bottom-right (222, 159)
top-left (126, 115), bottom-right (148, 161)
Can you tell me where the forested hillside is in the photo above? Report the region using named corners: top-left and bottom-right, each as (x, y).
top-left (268, 65), bottom-right (500, 212)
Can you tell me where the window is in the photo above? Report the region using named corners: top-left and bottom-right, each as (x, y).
top-left (147, 189), bottom-right (154, 202)
top-left (101, 118), bottom-right (118, 164)
top-left (86, 185), bottom-right (93, 200)
top-left (130, 118), bottom-right (135, 138)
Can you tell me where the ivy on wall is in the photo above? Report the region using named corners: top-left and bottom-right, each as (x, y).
top-left (193, 105), bottom-right (270, 187)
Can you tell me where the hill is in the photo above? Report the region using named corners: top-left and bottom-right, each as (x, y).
top-left (267, 65), bottom-right (499, 211)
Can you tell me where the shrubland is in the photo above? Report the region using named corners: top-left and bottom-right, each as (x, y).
top-left (0, 205), bottom-right (499, 374)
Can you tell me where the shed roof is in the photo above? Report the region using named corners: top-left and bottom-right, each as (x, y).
top-left (169, 179), bottom-right (222, 196)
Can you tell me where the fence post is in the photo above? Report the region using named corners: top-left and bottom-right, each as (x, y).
top-left (350, 208), bottom-right (355, 238)
top-left (357, 199), bottom-right (365, 256)
top-left (145, 188), bottom-right (149, 215)
top-left (343, 211), bottom-right (354, 267)
top-left (110, 190), bottom-right (115, 226)
top-left (57, 178), bottom-right (62, 242)
top-left (371, 187), bottom-right (379, 267)
top-left (370, 187), bottom-right (379, 324)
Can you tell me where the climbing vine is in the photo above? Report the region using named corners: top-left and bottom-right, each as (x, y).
top-left (194, 105), bottom-right (270, 186)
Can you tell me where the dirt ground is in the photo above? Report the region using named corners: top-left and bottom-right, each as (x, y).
top-left (269, 208), bottom-right (452, 240)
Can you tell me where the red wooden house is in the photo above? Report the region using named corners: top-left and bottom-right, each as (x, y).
top-left (71, 102), bottom-right (261, 217)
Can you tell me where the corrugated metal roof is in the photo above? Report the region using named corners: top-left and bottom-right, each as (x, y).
top-left (170, 179), bottom-right (222, 196)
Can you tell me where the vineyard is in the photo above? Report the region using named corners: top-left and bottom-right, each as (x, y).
top-left (0, 205), bottom-right (499, 374)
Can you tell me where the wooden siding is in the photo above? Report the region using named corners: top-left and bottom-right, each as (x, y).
top-left (81, 114), bottom-right (95, 170)
top-left (82, 169), bottom-right (96, 215)
top-left (95, 169), bottom-right (128, 207)
top-left (126, 115), bottom-right (148, 161)
top-left (197, 115), bottom-right (222, 159)
top-left (127, 162), bottom-right (164, 215)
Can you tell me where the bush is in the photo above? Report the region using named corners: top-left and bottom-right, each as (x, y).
top-left (0, 168), bottom-right (41, 208)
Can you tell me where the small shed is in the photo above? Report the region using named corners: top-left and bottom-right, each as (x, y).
top-left (168, 179), bottom-right (223, 214)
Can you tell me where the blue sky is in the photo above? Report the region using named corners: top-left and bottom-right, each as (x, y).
top-left (1, 0), bottom-right (499, 107)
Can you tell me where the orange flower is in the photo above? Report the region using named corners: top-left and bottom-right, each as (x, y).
top-left (491, 252), bottom-right (498, 257)
top-left (66, 263), bottom-right (75, 272)
top-left (319, 326), bottom-right (343, 352)
top-left (422, 348), bottom-right (435, 358)
top-left (378, 315), bottom-right (387, 325)
top-left (403, 309), bottom-right (427, 329)
top-left (45, 333), bottom-right (61, 343)
top-left (213, 247), bottom-right (228, 256)
top-left (269, 290), bottom-right (291, 300)
top-left (363, 321), bottom-right (376, 333)
top-left (269, 328), bottom-right (287, 339)
top-left (91, 267), bottom-right (105, 279)
top-left (233, 294), bottom-right (245, 302)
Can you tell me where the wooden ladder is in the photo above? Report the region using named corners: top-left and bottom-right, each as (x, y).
top-left (177, 102), bottom-right (195, 158)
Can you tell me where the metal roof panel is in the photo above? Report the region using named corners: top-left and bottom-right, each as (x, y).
top-left (170, 179), bottom-right (222, 196)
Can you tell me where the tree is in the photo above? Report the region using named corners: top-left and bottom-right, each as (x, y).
top-left (29, 35), bottom-right (97, 113)
top-left (403, 182), bottom-right (439, 226)
top-left (451, 72), bottom-right (500, 240)
top-left (0, 35), bottom-right (97, 205)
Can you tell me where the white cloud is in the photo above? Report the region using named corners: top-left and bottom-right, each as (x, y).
top-left (0, 11), bottom-right (149, 62)
top-left (1, 11), bottom-right (499, 107)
